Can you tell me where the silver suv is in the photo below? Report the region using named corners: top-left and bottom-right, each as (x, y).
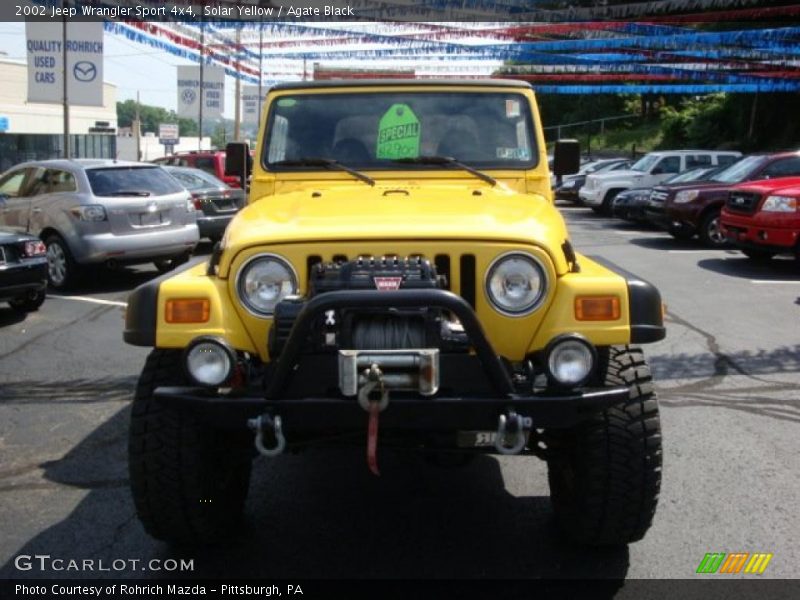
top-left (0, 160), bottom-right (199, 289)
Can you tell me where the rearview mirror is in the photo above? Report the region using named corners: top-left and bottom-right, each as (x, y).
top-left (553, 139), bottom-right (581, 177)
top-left (225, 142), bottom-right (252, 183)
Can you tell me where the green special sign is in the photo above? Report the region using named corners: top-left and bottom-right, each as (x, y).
top-left (376, 104), bottom-right (420, 159)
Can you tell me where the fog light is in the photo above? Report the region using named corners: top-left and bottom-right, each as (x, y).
top-left (184, 337), bottom-right (235, 387)
top-left (545, 335), bottom-right (595, 387)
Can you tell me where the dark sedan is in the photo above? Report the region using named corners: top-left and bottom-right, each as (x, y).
top-left (164, 166), bottom-right (246, 243)
top-left (0, 228), bottom-right (48, 313)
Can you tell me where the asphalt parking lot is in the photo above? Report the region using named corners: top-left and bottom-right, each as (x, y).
top-left (0, 208), bottom-right (798, 581)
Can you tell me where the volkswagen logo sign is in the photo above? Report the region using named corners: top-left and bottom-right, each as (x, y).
top-left (73, 61), bottom-right (97, 82)
top-left (182, 89), bottom-right (197, 104)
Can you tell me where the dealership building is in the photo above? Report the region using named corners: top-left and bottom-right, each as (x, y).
top-left (0, 57), bottom-right (118, 170)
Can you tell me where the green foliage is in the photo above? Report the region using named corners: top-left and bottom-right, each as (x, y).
top-left (116, 100), bottom-right (198, 137)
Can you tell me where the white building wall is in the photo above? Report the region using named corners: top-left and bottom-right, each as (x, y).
top-left (116, 134), bottom-right (213, 161)
top-left (0, 59), bottom-right (117, 134)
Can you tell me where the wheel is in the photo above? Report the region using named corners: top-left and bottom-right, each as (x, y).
top-left (153, 254), bottom-right (189, 273)
top-left (698, 210), bottom-right (728, 248)
top-left (545, 346), bottom-right (662, 546)
top-left (590, 206), bottom-right (604, 215)
top-left (599, 190), bottom-right (622, 216)
top-left (129, 349), bottom-right (253, 545)
top-left (45, 234), bottom-right (80, 290)
top-left (9, 289), bottom-right (46, 313)
top-left (741, 248), bottom-right (776, 262)
top-left (667, 224), bottom-right (694, 241)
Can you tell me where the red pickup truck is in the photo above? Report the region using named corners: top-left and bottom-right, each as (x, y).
top-left (720, 177), bottom-right (800, 260)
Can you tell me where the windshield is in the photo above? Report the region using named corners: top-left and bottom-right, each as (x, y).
top-left (630, 155), bottom-right (659, 172)
top-left (263, 91), bottom-right (538, 170)
top-left (710, 155), bottom-right (764, 183)
top-left (87, 167), bottom-right (184, 197)
top-left (665, 167), bottom-right (714, 184)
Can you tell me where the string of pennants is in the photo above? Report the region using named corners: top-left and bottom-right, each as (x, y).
top-left (96, 1), bottom-right (800, 94)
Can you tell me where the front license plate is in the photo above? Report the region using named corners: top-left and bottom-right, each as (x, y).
top-left (457, 431), bottom-right (531, 448)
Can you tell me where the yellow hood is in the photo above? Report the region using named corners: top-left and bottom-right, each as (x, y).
top-left (222, 183), bottom-right (570, 274)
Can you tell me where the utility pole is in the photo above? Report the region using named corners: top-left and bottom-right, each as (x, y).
top-left (257, 23), bottom-right (263, 124)
top-left (234, 26), bottom-right (241, 141)
top-left (198, 21), bottom-right (204, 151)
top-left (62, 6), bottom-right (70, 159)
top-left (134, 90), bottom-right (141, 160)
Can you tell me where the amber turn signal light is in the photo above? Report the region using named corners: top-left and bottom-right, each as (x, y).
top-left (575, 296), bottom-right (620, 321)
top-left (165, 299), bottom-right (210, 323)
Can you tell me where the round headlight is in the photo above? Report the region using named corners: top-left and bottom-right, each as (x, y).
top-left (546, 336), bottom-right (595, 387)
top-left (185, 338), bottom-right (235, 387)
top-left (485, 252), bottom-right (547, 316)
top-left (237, 254), bottom-right (297, 316)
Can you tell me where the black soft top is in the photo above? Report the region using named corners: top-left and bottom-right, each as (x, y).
top-left (268, 79), bottom-right (532, 92)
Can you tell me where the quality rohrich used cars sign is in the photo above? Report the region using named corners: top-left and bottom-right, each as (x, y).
top-left (177, 65), bottom-right (225, 120)
top-left (25, 22), bottom-right (104, 106)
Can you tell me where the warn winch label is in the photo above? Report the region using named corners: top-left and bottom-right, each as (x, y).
top-left (373, 276), bottom-right (403, 291)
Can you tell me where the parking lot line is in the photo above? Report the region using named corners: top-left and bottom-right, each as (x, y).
top-left (749, 280), bottom-right (800, 285)
top-left (667, 250), bottom-right (713, 253)
top-left (48, 295), bottom-right (128, 307)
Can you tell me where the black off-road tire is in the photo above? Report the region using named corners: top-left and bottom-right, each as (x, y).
top-left (129, 350), bottom-right (253, 545)
top-left (545, 346), bottom-right (662, 546)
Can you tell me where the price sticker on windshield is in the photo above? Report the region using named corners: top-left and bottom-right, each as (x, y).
top-left (376, 104), bottom-right (420, 159)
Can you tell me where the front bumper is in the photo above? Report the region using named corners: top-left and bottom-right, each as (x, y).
top-left (722, 213), bottom-right (800, 252)
top-left (0, 258), bottom-right (48, 301)
top-left (579, 188), bottom-right (602, 206)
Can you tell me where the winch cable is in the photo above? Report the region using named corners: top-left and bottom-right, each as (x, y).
top-left (352, 316), bottom-right (426, 350)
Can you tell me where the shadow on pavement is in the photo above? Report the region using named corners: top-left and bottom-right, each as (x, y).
top-left (0, 307), bottom-right (29, 328)
top-left (696, 256), bottom-right (800, 281)
top-left (628, 236), bottom-right (712, 251)
top-left (0, 399), bottom-right (630, 583)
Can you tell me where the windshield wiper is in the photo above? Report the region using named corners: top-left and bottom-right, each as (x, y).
top-left (273, 158), bottom-right (375, 186)
top-left (106, 190), bottom-right (151, 197)
top-left (392, 156), bottom-right (497, 187)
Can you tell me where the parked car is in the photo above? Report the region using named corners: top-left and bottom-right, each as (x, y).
top-left (163, 166), bottom-right (246, 243)
top-left (0, 228), bottom-right (47, 313)
top-left (0, 160), bottom-right (199, 290)
top-left (153, 151), bottom-right (243, 188)
top-left (720, 177), bottom-right (800, 261)
top-left (645, 151), bottom-right (800, 247)
top-left (555, 158), bottom-right (631, 203)
top-left (612, 167), bottom-right (722, 222)
top-left (580, 150), bottom-right (741, 215)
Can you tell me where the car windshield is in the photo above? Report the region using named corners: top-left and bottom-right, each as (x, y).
top-left (630, 155), bottom-right (659, 172)
top-left (87, 167), bottom-right (184, 197)
top-left (665, 167), bottom-right (715, 184)
top-left (583, 160), bottom-right (622, 174)
top-left (166, 167), bottom-right (228, 191)
top-left (710, 155), bottom-right (765, 183)
top-left (263, 91), bottom-right (538, 170)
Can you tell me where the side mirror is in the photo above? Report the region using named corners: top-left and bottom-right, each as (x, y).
top-left (225, 142), bottom-right (252, 181)
top-left (553, 139), bottom-right (580, 177)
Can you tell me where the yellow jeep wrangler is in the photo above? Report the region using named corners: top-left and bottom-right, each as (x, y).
top-left (124, 79), bottom-right (664, 546)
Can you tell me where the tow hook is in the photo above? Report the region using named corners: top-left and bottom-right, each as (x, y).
top-left (358, 364), bottom-right (389, 476)
top-left (494, 410), bottom-right (532, 455)
top-left (247, 414), bottom-right (286, 457)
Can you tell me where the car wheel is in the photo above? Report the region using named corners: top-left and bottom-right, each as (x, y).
top-left (45, 234), bottom-right (79, 290)
top-left (699, 211), bottom-right (728, 248)
top-left (153, 254), bottom-right (189, 273)
top-left (741, 248), bottom-right (776, 262)
top-left (545, 346), bottom-right (662, 546)
top-left (129, 350), bottom-right (253, 545)
top-left (9, 289), bottom-right (46, 313)
top-left (667, 224), bottom-right (695, 241)
top-left (600, 190), bottom-right (621, 216)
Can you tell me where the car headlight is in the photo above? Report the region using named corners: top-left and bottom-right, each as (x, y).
top-left (545, 335), bottom-right (596, 387)
top-left (184, 337), bottom-right (236, 387)
top-left (236, 254), bottom-right (298, 316)
top-left (485, 252), bottom-right (547, 316)
top-left (761, 195), bottom-right (797, 212)
top-left (561, 179), bottom-right (577, 189)
top-left (674, 190), bottom-right (700, 204)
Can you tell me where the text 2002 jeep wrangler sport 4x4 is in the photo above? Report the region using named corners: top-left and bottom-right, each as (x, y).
top-left (124, 80), bottom-right (665, 546)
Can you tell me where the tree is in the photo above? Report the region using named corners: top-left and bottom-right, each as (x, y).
top-left (116, 100), bottom-right (198, 136)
